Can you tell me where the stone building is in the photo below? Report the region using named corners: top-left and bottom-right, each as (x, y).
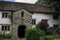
top-left (0, 1), bottom-right (60, 40)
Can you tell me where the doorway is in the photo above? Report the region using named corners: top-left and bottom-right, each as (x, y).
top-left (18, 25), bottom-right (26, 38)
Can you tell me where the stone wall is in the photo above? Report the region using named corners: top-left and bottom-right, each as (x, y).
top-left (12, 9), bottom-right (32, 40)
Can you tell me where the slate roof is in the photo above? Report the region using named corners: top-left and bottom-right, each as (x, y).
top-left (0, 1), bottom-right (55, 13)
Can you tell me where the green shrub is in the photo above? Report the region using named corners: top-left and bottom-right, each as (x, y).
top-left (25, 28), bottom-right (45, 40)
top-left (0, 33), bottom-right (11, 39)
top-left (4, 34), bottom-right (12, 39)
top-left (0, 32), bottom-right (3, 39)
top-left (48, 36), bottom-right (53, 40)
top-left (45, 36), bottom-right (54, 40)
top-left (40, 37), bottom-right (44, 40)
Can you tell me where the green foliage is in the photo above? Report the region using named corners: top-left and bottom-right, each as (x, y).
top-left (25, 28), bottom-right (45, 40)
top-left (36, 0), bottom-right (50, 5)
top-left (36, 20), bottom-right (50, 35)
top-left (45, 36), bottom-right (54, 40)
top-left (0, 32), bottom-right (3, 39)
top-left (36, 0), bottom-right (60, 11)
top-left (0, 32), bottom-right (11, 39)
top-left (4, 34), bottom-right (12, 39)
top-left (40, 37), bottom-right (44, 40)
top-left (47, 36), bottom-right (54, 40)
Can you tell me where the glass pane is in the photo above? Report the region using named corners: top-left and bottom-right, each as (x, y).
top-left (2, 26), bottom-right (4, 31)
top-left (5, 26), bottom-right (7, 31)
top-left (8, 26), bottom-right (10, 31)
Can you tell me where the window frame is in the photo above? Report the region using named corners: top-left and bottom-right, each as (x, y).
top-left (53, 24), bottom-right (59, 32)
top-left (21, 11), bottom-right (24, 17)
top-left (53, 24), bottom-right (59, 29)
top-left (32, 19), bottom-right (36, 25)
top-left (53, 14), bottom-right (59, 20)
top-left (1, 25), bottom-right (10, 31)
top-left (2, 13), bottom-right (8, 18)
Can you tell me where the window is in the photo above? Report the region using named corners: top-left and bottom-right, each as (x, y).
top-left (2, 13), bottom-right (8, 18)
top-left (53, 25), bottom-right (59, 29)
top-left (21, 11), bottom-right (24, 17)
top-left (32, 19), bottom-right (36, 25)
top-left (53, 24), bottom-right (59, 32)
top-left (53, 15), bottom-right (59, 20)
top-left (8, 26), bottom-right (10, 31)
top-left (2, 26), bottom-right (4, 31)
top-left (1, 26), bottom-right (10, 31)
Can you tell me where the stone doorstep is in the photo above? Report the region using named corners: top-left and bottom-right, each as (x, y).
top-left (18, 38), bottom-right (26, 40)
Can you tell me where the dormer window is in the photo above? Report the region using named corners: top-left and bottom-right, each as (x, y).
top-left (2, 13), bottom-right (8, 18)
top-left (21, 11), bottom-right (24, 17)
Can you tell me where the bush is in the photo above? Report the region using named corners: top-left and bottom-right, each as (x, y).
top-left (36, 19), bottom-right (49, 35)
top-left (0, 32), bottom-right (3, 39)
top-left (45, 36), bottom-right (54, 40)
top-left (25, 28), bottom-right (45, 40)
top-left (0, 33), bottom-right (11, 39)
top-left (48, 36), bottom-right (54, 40)
top-left (40, 37), bottom-right (44, 40)
top-left (4, 34), bottom-right (12, 39)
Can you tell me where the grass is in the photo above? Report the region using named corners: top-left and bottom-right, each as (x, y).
top-left (42, 33), bottom-right (60, 40)
top-left (54, 34), bottom-right (60, 39)
top-left (46, 34), bottom-right (60, 39)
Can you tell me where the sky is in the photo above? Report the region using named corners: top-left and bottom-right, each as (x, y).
top-left (15, 0), bottom-right (37, 4)
top-left (4, 0), bottom-right (37, 4)
top-left (4, 0), bottom-right (15, 2)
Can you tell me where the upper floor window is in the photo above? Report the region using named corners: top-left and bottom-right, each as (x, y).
top-left (2, 13), bottom-right (8, 18)
top-left (21, 11), bottom-right (24, 17)
top-left (53, 15), bottom-right (59, 20)
top-left (32, 19), bottom-right (36, 25)
top-left (1, 25), bottom-right (10, 31)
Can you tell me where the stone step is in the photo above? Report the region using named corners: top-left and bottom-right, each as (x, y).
top-left (19, 38), bottom-right (26, 40)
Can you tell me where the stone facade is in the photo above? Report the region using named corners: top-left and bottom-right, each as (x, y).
top-left (11, 9), bottom-right (32, 40)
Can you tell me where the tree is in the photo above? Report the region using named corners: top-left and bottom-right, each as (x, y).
top-left (36, 0), bottom-right (60, 11)
top-left (37, 19), bottom-right (54, 35)
top-left (36, 0), bottom-right (49, 5)
top-left (37, 19), bottom-right (49, 35)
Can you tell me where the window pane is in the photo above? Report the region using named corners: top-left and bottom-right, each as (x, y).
top-left (8, 26), bottom-right (10, 31)
top-left (53, 15), bottom-right (59, 20)
top-left (1, 25), bottom-right (10, 31)
top-left (2, 26), bottom-right (4, 31)
top-left (21, 12), bottom-right (24, 17)
top-left (5, 13), bottom-right (8, 18)
top-left (5, 26), bottom-right (7, 31)
top-left (2, 13), bottom-right (8, 18)
top-left (53, 25), bottom-right (59, 33)
top-left (32, 19), bottom-right (36, 25)
top-left (2, 13), bottom-right (4, 18)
